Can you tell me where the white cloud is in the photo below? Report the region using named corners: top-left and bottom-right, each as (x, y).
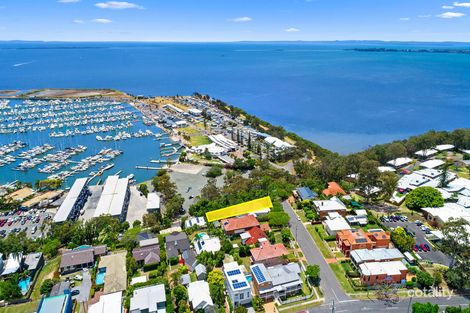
top-left (453, 2), bottom-right (470, 7)
top-left (228, 16), bottom-right (252, 22)
top-left (418, 14), bottom-right (432, 18)
top-left (95, 1), bottom-right (143, 9)
top-left (284, 27), bottom-right (300, 32)
top-left (442, 5), bottom-right (454, 9)
top-left (399, 17), bottom-right (410, 21)
top-left (437, 11), bottom-right (465, 18)
top-left (58, 0), bottom-right (80, 3)
top-left (73, 19), bottom-right (85, 24)
top-left (92, 18), bottom-right (112, 23)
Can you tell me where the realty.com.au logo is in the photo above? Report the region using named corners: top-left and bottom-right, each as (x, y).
top-left (407, 287), bottom-right (454, 299)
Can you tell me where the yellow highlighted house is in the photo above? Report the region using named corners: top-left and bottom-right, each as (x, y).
top-left (205, 196), bottom-right (273, 222)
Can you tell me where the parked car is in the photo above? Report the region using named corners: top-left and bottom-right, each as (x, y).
top-left (420, 243), bottom-right (428, 252)
top-left (424, 243), bottom-right (431, 251)
top-left (413, 244), bottom-right (419, 252)
top-left (74, 275), bottom-right (83, 281)
top-left (71, 289), bottom-right (80, 296)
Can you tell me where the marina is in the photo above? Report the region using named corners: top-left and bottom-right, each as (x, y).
top-left (0, 99), bottom-right (181, 186)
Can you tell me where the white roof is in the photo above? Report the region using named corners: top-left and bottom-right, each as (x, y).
top-left (445, 178), bottom-right (470, 192)
top-left (415, 168), bottom-right (443, 179)
top-left (355, 209), bottom-right (367, 216)
top-left (54, 177), bottom-right (88, 223)
top-left (89, 291), bottom-right (122, 313)
top-left (324, 216), bottom-right (351, 232)
top-left (194, 234), bottom-right (221, 254)
top-left (422, 203), bottom-right (470, 224)
top-left (359, 261), bottom-right (407, 276)
top-left (397, 173), bottom-right (429, 190)
top-left (415, 149), bottom-right (438, 158)
top-left (378, 166), bottom-right (395, 173)
top-left (146, 192), bottom-right (160, 211)
top-left (435, 144), bottom-right (454, 151)
top-left (194, 143), bottom-right (227, 155)
top-left (208, 134), bottom-right (237, 150)
top-left (350, 248), bottom-right (403, 264)
top-left (223, 262), bottom-right (250, 292)
top-left (139, 238), bottom-right (159, 248)
top-left (462, 149), bottom-right (470, 154)
top-left (419, 159), bottom-right (445, 169)
top-left (387, 157), bottom-right (413, 168)
top-left (457, 196), bottom-right (470, 208)
top-left (188, 281), bottom-right (213, 310)
top-left (185, 216), bottom-right (206, 228)
top-left (94, 176), bottom-right (129, 218)
top-left (1, 253), bottom-right (23, 276)
top-left (130, 284), bottom-right (166, 313)
top-left (188, 108), bottom-right (203, 115)
top-left (313, 197), bottom-right (347, 212)
top-left (264, 136), bottom-right (292, 150)
top-left (130, 276), bottom-right (148, 285)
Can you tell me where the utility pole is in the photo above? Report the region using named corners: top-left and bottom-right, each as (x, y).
top-left (331, 300), bottom-right (335, 313)
top-left (407, 296), bottom-right (413, 313)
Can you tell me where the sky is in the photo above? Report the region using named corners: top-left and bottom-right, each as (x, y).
top-left (0, 0), bottom-right (470, 42)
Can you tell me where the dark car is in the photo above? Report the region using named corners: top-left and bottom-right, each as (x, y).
top-left (413, 244), bottom-right (419, 252)
top-left (71, 289), bottom-right (80, 296)
top-left (424, 244), bottom-right (431, 251)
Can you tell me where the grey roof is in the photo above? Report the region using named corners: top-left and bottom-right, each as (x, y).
top-left (50, 281), bottom-right (70, 297)
top-left (165, 232), bottom-right (190, 258)
top-left (261, 263), bottom-right (301, 287)
top-left (350, 248), bottom-right (404, 265)
top-left (137, 232), bottom-right (156, 242)
top-left (180, 274), bottom-right (191, 286)
top-left (53, 177), bottom-right (88, 223)
top-left (60, 248), bottom-right (94, 269)
top-left (24, 252), bottom-right (43, 271)
top-left (93, 245), bottom-right (108, 256)
top-left (195, 263), bottom-right (207, 277)
top-left (182, 249), bottom-right (197, 271)
top-left (133, 245), bottom-right (160, 264)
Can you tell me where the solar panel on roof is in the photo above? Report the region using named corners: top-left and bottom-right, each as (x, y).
top-left (252, 266), bottom-right (266, 283)
top-left (227, 269), bottom-right (241, 276)
top-left (233, 281), bottom-right (247, 289)
top-left (356, 238), bottom-right (368, 243)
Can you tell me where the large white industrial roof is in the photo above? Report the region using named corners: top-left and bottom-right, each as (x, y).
top-left (94, 176), bottom-right (129, 218)
top-left (53, 177), bottom-right (88, 223)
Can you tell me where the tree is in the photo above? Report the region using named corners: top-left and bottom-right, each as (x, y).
top-left (35, 178), bottom-right (62, 191)
top-left (357, 160), bottom-right (381, 202)
top-left (252, 296), bottom-right (264, 311)
top-left (391, 227), bottom-right (414, 252)
top-left (206, 165), bottom-right (223, 178)
top-left (412, 302), bottom-right (439, 313)
top-left (281, 228), bottom-right (291, 244)
top-left (172, 285), bottom-right (188, 304)
top-left (416, 270), bottom-right (433, 288)
top-left (40, 279), bottom-right (56, 295)
top-left (42, 239), bottom-right (61, 258)
top-left (200, 179), bottom-right (221, 201)
top-left (209, 283), bottom-right (225, 306)
top-left (439, 161), bottom-right (451, 188)
top-left (235, 306), bottom-right (248, 313)
top-left (0, 279), bottom-right (21, 301)
top-left (207, 269), bottom-right (225, 286)
top-left (405, 187), bottom-right (444, 211)
top-left (386, 142), bottom-right (407, 160)
top-left (138, 183), bottom-right (149, 197)
top-left (379, 171), bottom-right (399, 199)
top-left (305, 264), bottom-right (320, 285)
top-left (268, 211), bottom-right (290, 227)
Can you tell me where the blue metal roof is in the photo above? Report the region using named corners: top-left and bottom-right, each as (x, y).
top-left (296, 187), bottom-right (317, 200)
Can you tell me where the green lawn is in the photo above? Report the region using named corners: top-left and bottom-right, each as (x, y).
top-left (329, 263), bottom-right (355, 294)
top-left (0, 300), bottom-right (40, 313)
top-left (31, 256), bottom-right (61, 300)
top-left (190, 135), bottom-right (211, 147)
top-left (306, 225), bottom-right (333, 259)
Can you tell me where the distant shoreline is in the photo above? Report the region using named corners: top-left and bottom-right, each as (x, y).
top-left (348, 48), bottom-right (470, 54)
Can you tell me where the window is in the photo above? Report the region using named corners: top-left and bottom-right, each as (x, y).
top-left (239, 293), bottom-right (244, 300)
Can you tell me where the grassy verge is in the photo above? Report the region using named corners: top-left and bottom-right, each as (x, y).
top-left (306, 225), bottom-right (333, 259)
top-left (190, 135), bottom-right (211, 146)
top-left (31, 256), bottom-right (61, 300)
top-left (329, 263), bottom-right (355, 294)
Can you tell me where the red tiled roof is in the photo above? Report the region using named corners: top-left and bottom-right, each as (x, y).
top-left (222, 215), bottom-right (260, 232)
top-left (245, 227), bottom-right (267, 245)
top-left (322, 182), bottom-right (346, 196)
top-left (250, 242), bottom-right (289, 262)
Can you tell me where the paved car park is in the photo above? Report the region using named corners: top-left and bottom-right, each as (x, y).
top-left (381, 216), bottom-right (451, 266)
top-left (0, 208), bottom-right (52, 239)
top-left (70, 270), bottom-right (91, 303)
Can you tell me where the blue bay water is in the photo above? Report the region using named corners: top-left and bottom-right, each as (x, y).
top-left (1, 41), bottom-right (470, 154)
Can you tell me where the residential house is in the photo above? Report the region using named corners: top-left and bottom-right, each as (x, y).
top-left (188, 281), bottom-right (214, 313)
top-left (295, 187), bottom-right (317, 201)
top-left (185, 216), bottom-right (207, 229)
top-left (37, 292), bottom-right (73, 313)
top-left (359, 261), bottom-right (408, 286)
top-left (89, 291), bottom-right (123, 313)
top-left (130, 284), bottom-right (166, 313)
top-left (194, 234), bottom-right (221, 254)
top-left (250, 242), bottom-right (289, 267)
top-left (350, 248), bottom-right (404, 268)
top-left (165, 232), bottom-right (190, 259)
top-left (345, 209), bottom-right (368, 226)
top-left (322, 182), bottom-right (346, 197)
top-left (324, 213), bottom-right (352, 236)
top-left (0, 252), bottom-right (23, 276)
top-left (132, 244), bottom-right (160, 266)
top-left (223, 262), bottom-right (252, 307)
top-left (251, 262), bottom-right (302, 301)
top-left (195, 263), bottom-right (207, 280)
top-left (24, 252), bottom-right (44, 276)
top-left (241, 226), bottom-right (267, 245)
top-left (180, 274), bottom-right (191, 286)
top-left (313, 197), bottom-right (347, 219)
top-left (182, 249), bottom-right (198, 271)
top-left (98, 252), bottom-right (127, 295)
top-left (59, 245), bottom-right (107, 274)
top-left (221, 215), bottom-right (260, 235)
top-left (336, 229), bottom-right (390, 256)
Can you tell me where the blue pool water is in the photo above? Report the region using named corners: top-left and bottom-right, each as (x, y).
top-left (96, 268), bottom-right (106, 285)
top-left (1, 41), bottom-right (470, 153)
top-left (18, 276), bottom-right (31, 294)
top-left (246, 275), bottom-right (252, 283)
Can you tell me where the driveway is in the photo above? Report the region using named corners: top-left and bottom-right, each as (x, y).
top-left (283, 201), bottom-right (350, 303)
top-left (382, 220), bottom-right (451, 266)
top-left (72, 270), bottom-right (91, 303)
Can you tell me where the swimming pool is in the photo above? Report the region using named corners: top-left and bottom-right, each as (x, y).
top-left (18, 276), bottom-right (31, 294)
top-left (96, 268), bottom-right (106, 285)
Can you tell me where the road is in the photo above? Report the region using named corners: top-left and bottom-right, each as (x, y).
top-left (283, 201), bottom-right (350, 303)
top-left (311, 296), bottom-right (470, 313)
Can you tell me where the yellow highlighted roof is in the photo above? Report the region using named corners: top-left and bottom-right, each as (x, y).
top-left (206, 196), bottom-right (273, 222)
